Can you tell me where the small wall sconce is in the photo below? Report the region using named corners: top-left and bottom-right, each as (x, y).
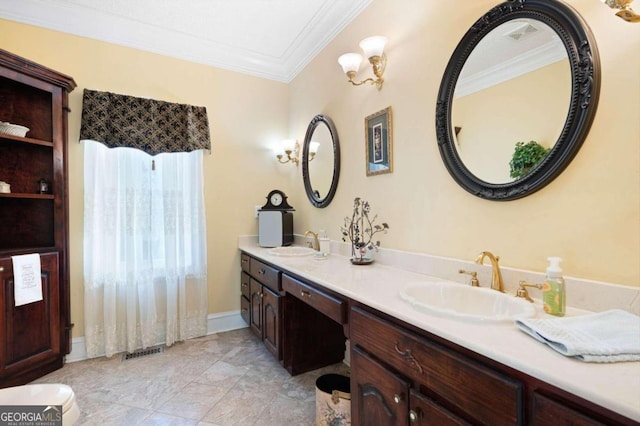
top-left (276, 140), bottom-right (319, 166)
top-left (601, 0), bottom-right (640, 22)
top-left (338, 36), bottom-right (387, 90)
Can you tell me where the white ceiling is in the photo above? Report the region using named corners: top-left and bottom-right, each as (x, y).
top-left (0, 0), bottom-right (372, 82)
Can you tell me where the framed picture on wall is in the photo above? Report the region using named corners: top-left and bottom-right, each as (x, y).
top-left (365, 106), bottom-right (393, 176)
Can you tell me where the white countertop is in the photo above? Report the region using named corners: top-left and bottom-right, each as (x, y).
top-left (239, 241), bottom-right (640, 422)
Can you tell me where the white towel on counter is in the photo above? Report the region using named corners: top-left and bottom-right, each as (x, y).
top-left (11, 253), bottom-right (43, 307)
top-left (515, 309), bottom-right (640, 363)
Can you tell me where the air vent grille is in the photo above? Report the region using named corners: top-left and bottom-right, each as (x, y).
top-left (122, 345), bottom-right (164, 361)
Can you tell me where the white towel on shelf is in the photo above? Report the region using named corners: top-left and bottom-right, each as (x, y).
top-left (515, 309), bottom-right (640, 363)
top-left (11, 253), bottom-right (43, 307)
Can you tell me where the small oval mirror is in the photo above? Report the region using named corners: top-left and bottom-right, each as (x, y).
top-left (302, 114), bottom-right (340, 208)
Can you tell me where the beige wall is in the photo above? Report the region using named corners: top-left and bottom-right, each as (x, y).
top-left (1, 0), bottom-right (639, 339)
top-left (1, 19), bottom-right (291, 337)
top-left (289, 0), bottom-right (640, 287)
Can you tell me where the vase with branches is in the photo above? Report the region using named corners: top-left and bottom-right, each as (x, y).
top-left (340, 197), bottom-right (389, 265)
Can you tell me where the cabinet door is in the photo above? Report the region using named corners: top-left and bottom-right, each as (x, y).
top-left (351, 346), bottom-right (410, 426)
top-left (409, 390), bottom-right (470, 426)
top-left (262, 286), bottom-right (281, 360)
top-left (249, 279), bottom-right (262, 338)
top-left (0, 253), bottom-right (60, 384)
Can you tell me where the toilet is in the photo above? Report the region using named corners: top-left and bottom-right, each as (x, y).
top-left (0, 384), bottom-right (79, 425)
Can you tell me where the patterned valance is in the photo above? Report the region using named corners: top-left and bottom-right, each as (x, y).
top-left (80, 89), bottom-right (211, 155)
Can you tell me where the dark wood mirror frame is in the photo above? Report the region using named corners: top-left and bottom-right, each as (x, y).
top-left (435, 0), bottom-right (600, 201)
top-left (302, 114), bottom-right (341, 208)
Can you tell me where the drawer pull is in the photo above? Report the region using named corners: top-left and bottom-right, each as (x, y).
top-left (0, 266), bottom-right (3, 272)
top-left (409, 410), bottom-right (419, 422)
top-left (260, 292), bottom-right (264, 298)
top-left (241, 308), bottom-right (248, 313)
top-left (394, 342), bottom-right (424, 374)
top-left (241, 258), bottom-right (248, 263)
top-left (242, 282), bottom-right (248, 287)
top-left (300, 290), bottom-right (311, 298)
top-left (258, 268), bottom-right (266, 275)
top-left (393, 393), bottom-right (402, 404)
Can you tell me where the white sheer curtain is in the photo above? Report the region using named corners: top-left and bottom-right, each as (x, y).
top-left (83, 140), bottom-right (208, 358)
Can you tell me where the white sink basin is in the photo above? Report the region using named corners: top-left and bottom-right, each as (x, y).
top-left (268, 246), bottom-right (316, 257)
top-left (400, 282), bottom-right (536, 323)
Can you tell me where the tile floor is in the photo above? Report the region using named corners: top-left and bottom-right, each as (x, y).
top-left (33, 328), bottom-right (350, 425)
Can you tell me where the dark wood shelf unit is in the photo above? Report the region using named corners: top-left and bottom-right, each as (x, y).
top-left (0, 49), bottom-right (76, 388)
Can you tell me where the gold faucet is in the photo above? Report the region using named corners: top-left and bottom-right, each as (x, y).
top-left (475, 251), bottom-right (505, 292)
top-left (304, 231), bottom-right (319, 251)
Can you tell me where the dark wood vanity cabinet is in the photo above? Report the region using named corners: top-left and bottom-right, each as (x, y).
top-left (239, 252), bottom-right (638, 424)
top-left (240, 253), bottom-right (282, 360)
top-left (350, 304), bottom-right (638, 426)
top-left (351, 344), bottom-right (470, 426)
top-left (281, 273), bottom-right (346, 376)
top-left (239, 251), bottom-right (347, 375)
top-left (350, 306), bottom-right (521, 425)
top-left (0, 50), bottom-right (75, 387)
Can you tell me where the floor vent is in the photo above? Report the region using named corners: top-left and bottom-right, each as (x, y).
top-left (122, 345), bottom-right (164, 361)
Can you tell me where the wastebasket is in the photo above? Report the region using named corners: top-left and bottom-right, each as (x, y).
top-left (315, 374), bottom-right (351, 426)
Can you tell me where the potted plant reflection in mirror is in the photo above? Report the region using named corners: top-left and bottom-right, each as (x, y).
top-left (509, 141), bottom-right (550, 180)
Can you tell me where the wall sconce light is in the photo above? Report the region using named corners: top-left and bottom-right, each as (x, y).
top-left (338, 36), bottom-right (387, 89)
top-left (276, 140), bottom-right (319, 166)
top-left (601, 0), bottom-right (640, 22)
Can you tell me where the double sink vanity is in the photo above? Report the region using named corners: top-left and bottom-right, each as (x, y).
top-left (239, 239), bottom-right (640, 425)
top-left (241, 0), bottom-right (639, 423)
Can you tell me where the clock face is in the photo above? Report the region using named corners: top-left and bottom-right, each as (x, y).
top-left (270, 193), bottom-right (283, 206)
top-left (262, 189), bottom-right (293, 211)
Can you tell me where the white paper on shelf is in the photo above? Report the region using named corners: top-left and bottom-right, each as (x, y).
top-left (11, 253), bottom-right (43, 306)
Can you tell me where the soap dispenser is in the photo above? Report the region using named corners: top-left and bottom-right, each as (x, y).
top-left (543, 257), bottom-right (565, 317)
top-left (318, 230), bottom-right (330, 256)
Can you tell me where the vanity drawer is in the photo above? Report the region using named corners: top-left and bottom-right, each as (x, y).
top-left (240, 296), bottom-right (250, 325)
top-left (282, 274), bottom-right (346, 324)
top-left (350, 306), bottom-right (523, 425)
top-left (240, 272), bottom-right (250, 299)
top-left (240, 252), bottom-right (250, 273)
top-left (250, 258), bottom-right (281, 292)
top-left (531, 392), bottom-right (607, 426)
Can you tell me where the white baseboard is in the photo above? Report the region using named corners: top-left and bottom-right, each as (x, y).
top-left (66, 337), bottom-right (87, 363)
top-left (66, 310), bottom-right (247, 363)
top-left (206, 310), bottom-right (248, 335)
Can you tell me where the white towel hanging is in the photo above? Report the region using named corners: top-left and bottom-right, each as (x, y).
top-left (11, 253), bottom-right (43, 307)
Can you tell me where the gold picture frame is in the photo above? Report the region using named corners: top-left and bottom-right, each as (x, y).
top-left (365, 106), bottom-right (393, 176)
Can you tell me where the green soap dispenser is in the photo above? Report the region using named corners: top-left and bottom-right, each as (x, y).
top-left (543, 257), bottom-right (565, 316)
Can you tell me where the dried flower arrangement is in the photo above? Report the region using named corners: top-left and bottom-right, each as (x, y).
top-left (340, 197), bottom-right (389, 265)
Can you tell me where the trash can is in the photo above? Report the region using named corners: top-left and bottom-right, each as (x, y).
top-left (315, 374), bottom-right (351, 426)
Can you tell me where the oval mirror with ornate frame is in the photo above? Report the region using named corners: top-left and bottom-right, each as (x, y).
top-left (302, 114), bottom-right (341, 208)
top-left (436, 0), bottom-right (600, 201)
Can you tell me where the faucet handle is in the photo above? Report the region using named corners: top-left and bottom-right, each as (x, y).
top-left (517, 280), bottom-right (543, 303)
top-left (459, 269), bottom-right (480, 287)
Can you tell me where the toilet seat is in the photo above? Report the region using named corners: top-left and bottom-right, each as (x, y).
top-left (0, 384), bottom-right (79, 425)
